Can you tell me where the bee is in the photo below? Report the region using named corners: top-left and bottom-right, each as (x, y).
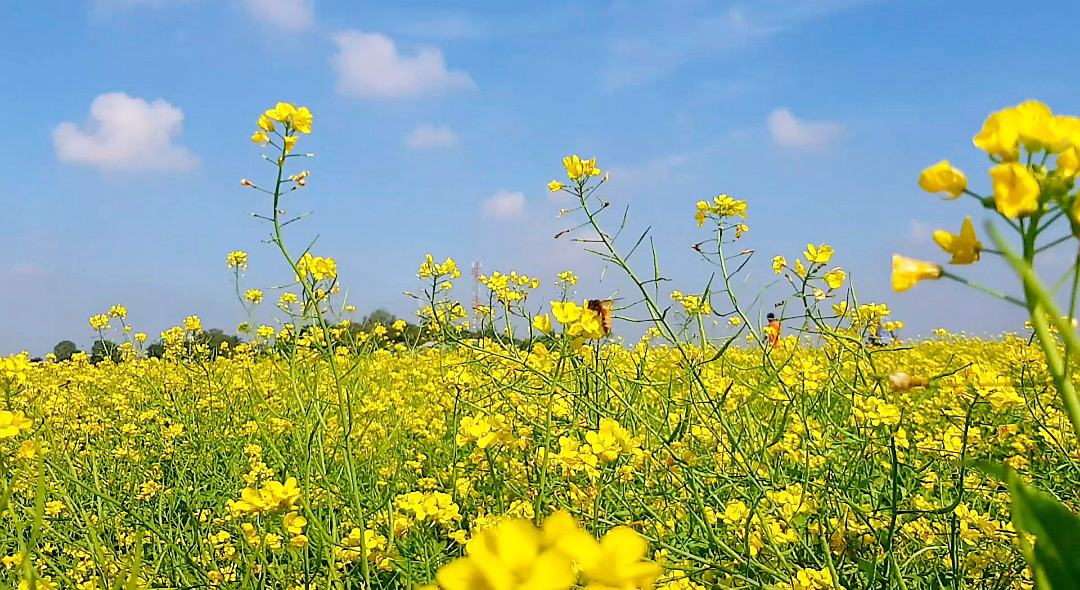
top-left (586, 299), bottom-right (614, 336)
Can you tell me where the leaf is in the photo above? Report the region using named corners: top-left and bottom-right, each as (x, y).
top-left (980, 462), bottom-right (1080, 590)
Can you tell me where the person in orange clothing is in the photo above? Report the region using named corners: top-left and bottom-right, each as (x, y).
top-left (766, 313), bottom-right (781, 349)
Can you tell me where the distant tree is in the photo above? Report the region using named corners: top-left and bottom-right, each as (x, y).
top-left (53, 340), bottom-right (80, 362)
top-left (147, 342), bottom-right (165, 359)
top-left (196, 328), bottom-right (242, 358)
top-left (360, 309), bottom-right (398, 331)
top-left (90, 339), bottom-right (122, 364)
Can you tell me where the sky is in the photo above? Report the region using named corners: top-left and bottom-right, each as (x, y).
top-left (2, 0), bottom-right (1079, 356)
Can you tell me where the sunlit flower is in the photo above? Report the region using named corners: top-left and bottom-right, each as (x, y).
top-left (933, 217), bottom-right (982, 264)
top-left (891, 254), bottom-right (943, 292)
top-left (918, 160), bottom-right (967, 199)
top-left (989, 162), bottom-right (1040, 218)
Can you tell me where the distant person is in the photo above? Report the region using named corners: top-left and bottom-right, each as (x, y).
top-left (868, 324), bottom-right (887, 348)
top-left (766, 313), bottom-right (781, 350)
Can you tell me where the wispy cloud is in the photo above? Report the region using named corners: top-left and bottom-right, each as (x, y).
top-left (397, 15), bottom-right (482, 40)
top-left (480, 190), bottom-right (527, 220)
top-left (602, 0), bottom-right (874, 89)
top-left (404, 124), bottom-right (459, 149)
top-left (53, 92), bottom-right (197, 171)
top-left (241, 0), bottom-right (314, 31)
top-left (331, 30), bottom-right (475, 99)
top-left (766, 108), bottom-right (844, 149)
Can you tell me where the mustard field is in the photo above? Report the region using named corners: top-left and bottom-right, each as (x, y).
top-left (3, 99), bottom-right (1080, 589)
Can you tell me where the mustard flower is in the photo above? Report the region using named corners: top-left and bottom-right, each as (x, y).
top-left (918, 160), bottom-right (967, 199)
top-left (989, 162), bottom-right (1040, 218)
top-left (0, 410), bottom-right (32, 439)
top-left (891, 255), bottom-right (943, 292)
top-left (933, 217), bottom-right (981, 264)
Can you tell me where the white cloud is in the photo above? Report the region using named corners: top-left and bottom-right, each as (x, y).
top-left (405, 124), bottom-right (458, 149)
top-left (241, 0), bottom-right (314, 31)
top-left (480, 190), bottom-right (526, 220)
top-left (766, 108), bottom-right (844, 149)
top-left (53, 92), bottom-right (197, 171)
top-left (331, 30), bottom-right (475, 99)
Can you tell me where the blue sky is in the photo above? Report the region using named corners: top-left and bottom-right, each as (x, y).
top-left (2, 0), bottom-right (1078, 356)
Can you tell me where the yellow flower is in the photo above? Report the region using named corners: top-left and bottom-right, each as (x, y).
top-left (436, 518), bottom-right (575, 590)
top-left (892, 254), bottom-right (943, 292)
top-left (804, 243), bottom-right (833, 265)
top-left (226, 251), bottom-right (248, 270)
top-left (0, 410), bottom-right (32, 439)
top-left (823, 268), bottom-right (846, 289)
top-left (989, 162), bottom-right (1041, 218)
top-left (548, 180), bottom-right (564, 192)
top-left (258, 114), bottom-right (275, 132)
top-left (933, 217), bottom-right (982, 264)
top-left (184, 316), bottom-right (202, 332)
top-left (974, 108), bottom-right (1020, 160)
top-left (1014, 100), bottom-right (1062, 153)
top-left (772, 256), bottom-right (787, 274)
top-left (1057, 146), bottom-right (1079, 179)
top-left (292, 107), bottom-right (313, 133)
top-left (563, 155), bottom-right (586, 180)
top-left (284, 135), bottom-right (298, 154)
top-left (135, 332), bottom-right (147, 343)
top-left (533, 314), bottom-right (553, 334)
top-left (252, 131), bottom-right (269, 144)
top-left (245, 289), bottom-right (264, 304)
top-left (918, 160), bottom-right (967, 199)
top-left (551, 301), bottom-right (582, 325)
top-left (108, 305), bottom-right (127, 319)
top-left (576, 527), bottom-right (662, 590)
top-left (283, 512), bottom-right (307, 535)
top-left (266, 102), bottom-right (297, 123)
top-left (794, 259), bottom-right (806, 277)
top-left (89, 314), bottom-right (109, 330)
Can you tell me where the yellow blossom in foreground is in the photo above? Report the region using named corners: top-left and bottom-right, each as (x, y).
top-left (772, 256), bottom-right (787, 274)
top-left (989, 162), bottom-right (1040, 218)
top-left (108, 305), bottom-right (127, 319)
top-left (0, 411), bottom-right (32, 439)
top-left (918, 160), bottom-right (967, 198)
top-left (891, 255), bottom-right (943, 292)
top-left (933, 217), bottom-right (982, 264)
top-left (549, 180), bottom-right (564, 192)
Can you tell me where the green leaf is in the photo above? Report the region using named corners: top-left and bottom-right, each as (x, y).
top-left (980, 462), bottom-right (1080, 590)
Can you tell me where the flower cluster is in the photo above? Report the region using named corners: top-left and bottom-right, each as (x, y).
top-left (294, 252), bottom-right (337, 283)
top-left (226, 478), bottom-right (301, 517)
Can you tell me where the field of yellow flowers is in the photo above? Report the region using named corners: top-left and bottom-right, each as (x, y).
top-left (3, 100), bottom-right (1080, 590)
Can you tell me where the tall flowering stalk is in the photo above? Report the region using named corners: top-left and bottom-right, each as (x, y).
top-left (896, 100), bottom-right (1080, 585)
